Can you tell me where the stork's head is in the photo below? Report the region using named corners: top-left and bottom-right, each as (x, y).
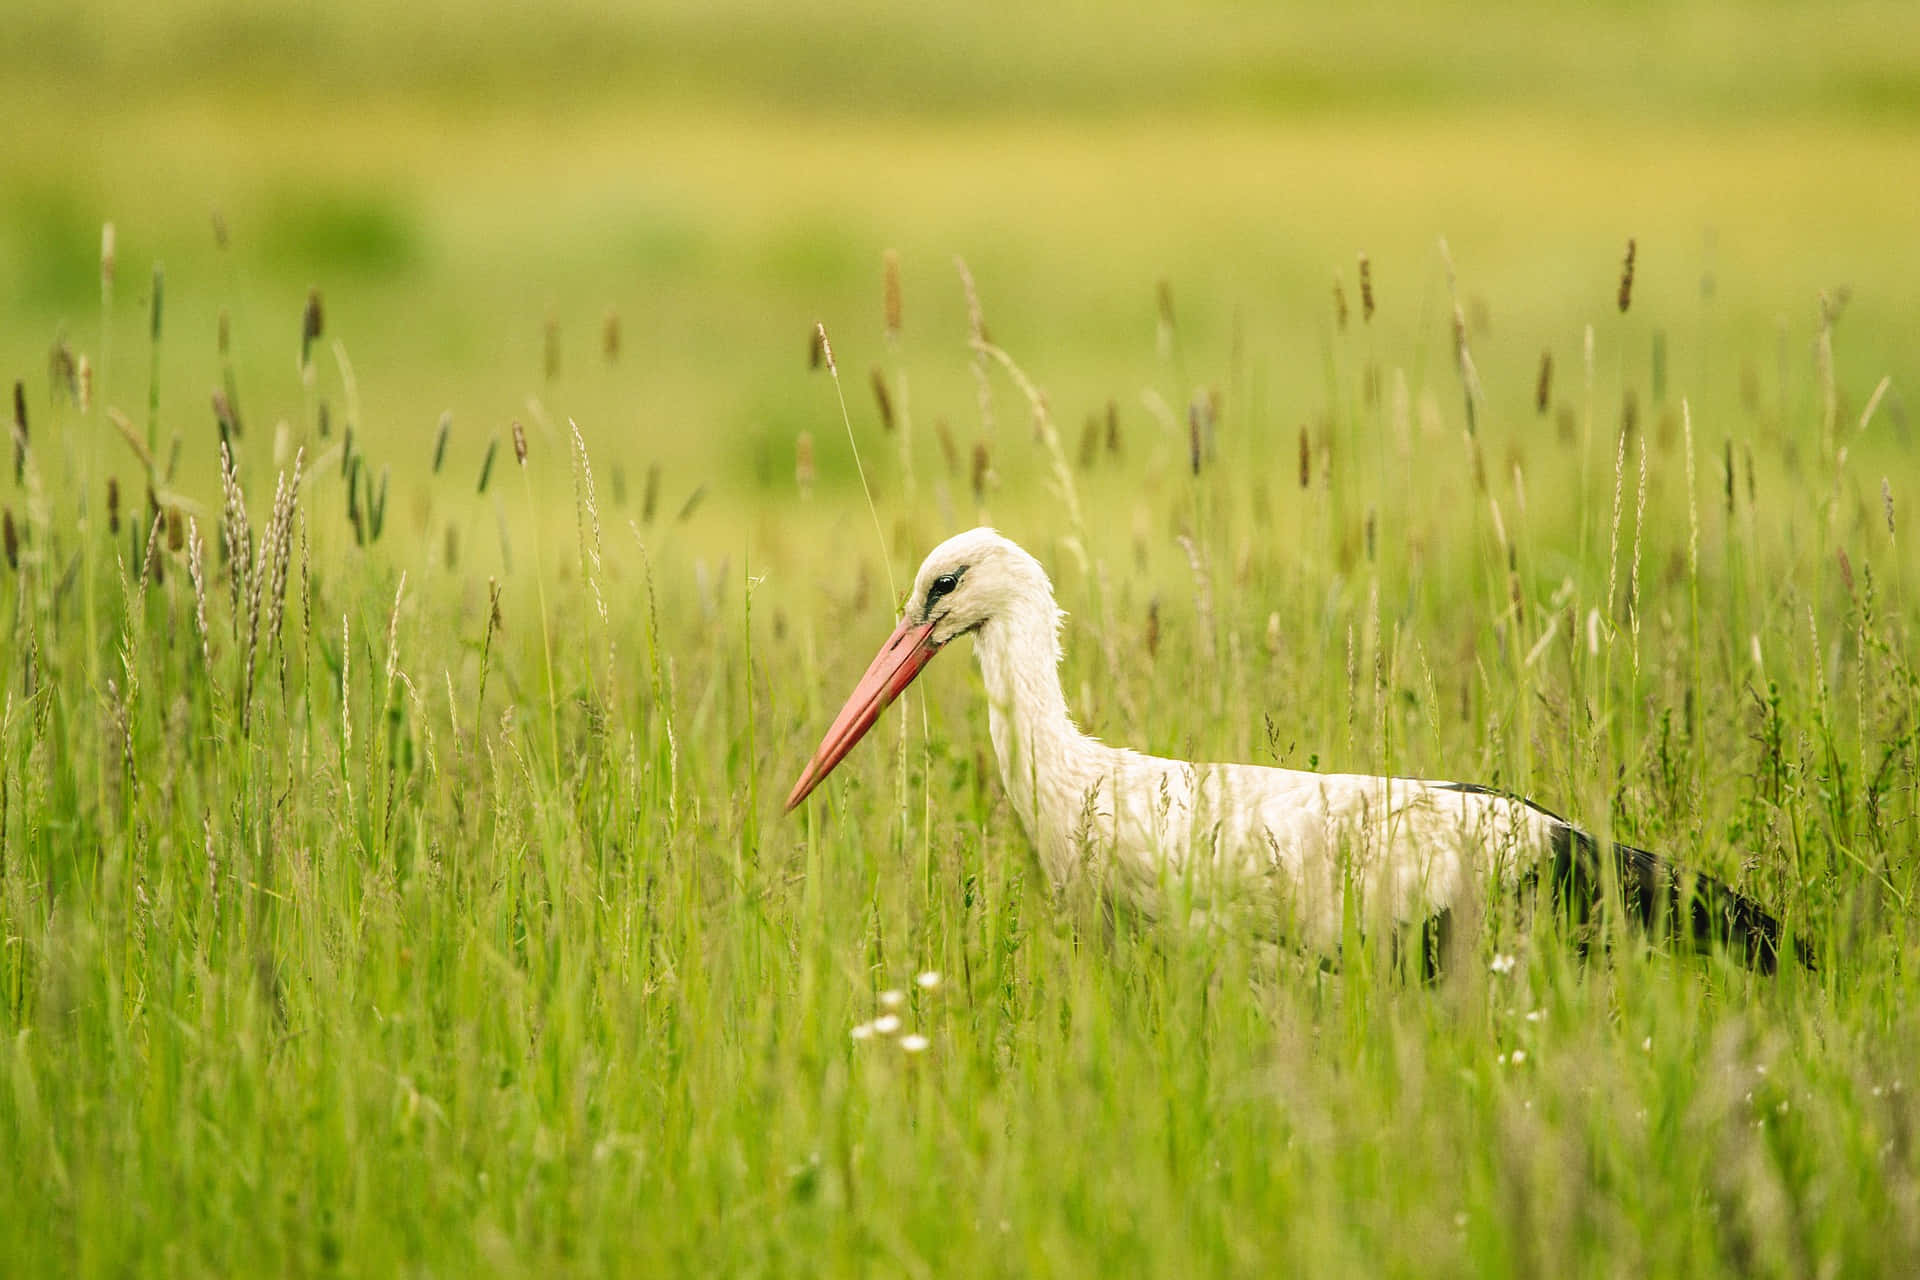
top-left (786, 527), bottom-right (1049, 811)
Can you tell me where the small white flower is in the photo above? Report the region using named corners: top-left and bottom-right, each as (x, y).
top-left (850, 1022), bottom-right (876, 1041)
top-left (915, 970), bottom-right (943, 991)
top-left (878, 989), bottom-right (907, 1012)
top-left (1490, 953), bottom-right (1517, 975)
top-left (899, 1033), bottom-right (930, 1054)
top-left (1510, 1049), bottom-right (1527, 1065)
top-left (1642, 1037), bottom-right (1652, 1052)
top-left (872, 1014), bottom-right (902, 1036)
top-left (1524, 1009), bottom-right (1544, 1023)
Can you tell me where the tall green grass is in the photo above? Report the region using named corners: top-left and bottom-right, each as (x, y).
top-left (1, 218), bottom-right (1916, 1275)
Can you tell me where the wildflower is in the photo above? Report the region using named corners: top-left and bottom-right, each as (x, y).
top-left (850, 1022), bottom-right (876, 1041)
top-left (872, 1014), bottom-right (902, 1036)
top-left (878, 989), bottom-right (906, 1012)
top-left (915, 971), bottom-right (942, 991)
top-left (1490, 953), bottom-right (1517, 975)
top-left (899, 1034), bottom-right (930, 1054)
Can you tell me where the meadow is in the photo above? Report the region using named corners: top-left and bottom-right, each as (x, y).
top-left (3, 2), bottom-right (1919, 1274)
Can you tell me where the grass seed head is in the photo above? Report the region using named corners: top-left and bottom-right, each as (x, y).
top-left (100, 221), bottom-right (116, 286)
top-left (107, 477), bottom-right (121, 534)
top-left (1333, 274), bottom-right (1349, 332)
top-left (1357, 252), bottom-right (1374, 321)
top-left (511, 419), bottom-right (528, 466)
top-left (477, 436), bottom-right (498, 495)
top-left (301, 288), bottom-right (323, 367)
top-left (882, 248), bottom-right (902, 344)
top-left (433, 412), bottom-right (451, 473)
top-left (870, 365), bottom-right (894, 432)
top-left (2, 508), bottom-right (16, 571)
top-left (602, 305), bottom-right (621, 363)
top-left (970, 441), bottom-right (990, 503)
top-left (1884, 477), bottom-right (1896, 537)
top-left (1535, 349), bottom-right (1553, 414)
top-left (1618, 237), bottom-right (1637, 313)
top-left (1105, 399), bottom-right (1121, 457)
top-left (1297, 425), bottom-right (1311, 489)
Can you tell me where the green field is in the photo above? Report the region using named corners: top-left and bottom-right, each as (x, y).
top-left (4, 3), bottom-right (1919, 1274)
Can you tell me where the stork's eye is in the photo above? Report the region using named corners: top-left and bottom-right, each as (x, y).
top-left (928, 571), bottom-right (961, 602)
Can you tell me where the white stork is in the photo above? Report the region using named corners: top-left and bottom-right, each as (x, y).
top-left (787, 528), bottom-right (1798, 973)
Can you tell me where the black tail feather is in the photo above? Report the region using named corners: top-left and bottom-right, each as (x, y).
top-left (1542, 821), bottom-right (1811, 973)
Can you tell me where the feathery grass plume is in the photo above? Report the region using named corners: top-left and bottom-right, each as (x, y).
top-left (933, 417), bottom-right (958, 474)
top-left (10, 381), bottom-right (24, 483)
top-left (870, 366), bottom-right (895, 432)
top-left (543, 312), bottom-right (561, 384)
top-left (1333, 275), bottom-right (1349, 332)
top-left (642, 461), bottom-right (660, 524)
top-left (602, 306), bottom-right (621, 364)
top-left (1176, 535), bottom-right (1216, 664)
top-left (432, 412), bottom-right (451, 473)
top-left (1105, 399), bottom-right (1121, 457)
top-left (1629, 435), bottom-right (1649, 663)
top-left (186, 517), bottom-right (213, 677)
top-left (1837, 548), bottom-right (1855, 600)
top-left (1144, 596), bottom-right (1160, 660)
top-left (476, 436), bottom-right (498, 494)
top-left (796, 431), bottom-right (815, 498)
top-left (1358, 252), bottom-right (1374, 321)
top-left (954, 256), bottom-right (995, 436)
top-left (301, 288), bottom-right (323, 370)
top-left (476, 579), bottom-right (502, 718)
top-left (1606, 428), bottom-right (1626, 624)
top-left (1535, 350), bottom-right (1553, 414)
top-left (568, 420), bottom-right (610, 639)
top-left (882, 248), bottom-right (902, 346)
top-left (807, 323), bottom-right (825, 371)
top-left (970, 441), bottom-right (990, 504)
top-left (107, 477), bottom-right (120, 534)
top-left (219, 441), bottom-right (254, 627)
top-left (2, 509), bottom-right (16, 571)
top-left (1617, 238), bottom-right (1637, 313)
top-left (511, 419), bottom-right (528, 466)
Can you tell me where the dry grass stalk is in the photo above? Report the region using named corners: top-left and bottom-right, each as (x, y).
top-left (569, 419), bottom-right (610, 631)
top-left (1358, 252), bottom-right (1374, 321)
top-left (882, 249), bottom-right (902, 345)
top-left (1618, 238), bottom-right (1637, 313)
top-left (954, 258), bottom-right (995, 435)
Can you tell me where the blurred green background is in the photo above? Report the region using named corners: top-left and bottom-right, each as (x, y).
top-left (2, 0), bottom-right (1915, 552)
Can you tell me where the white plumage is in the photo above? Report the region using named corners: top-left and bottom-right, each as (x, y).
top-left (788, 528), bottom-right (1793, 971)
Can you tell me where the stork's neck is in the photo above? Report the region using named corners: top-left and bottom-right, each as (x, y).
top-left (970, 599), bottom-right (1103, 857)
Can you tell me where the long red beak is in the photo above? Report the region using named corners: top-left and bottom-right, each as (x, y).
top-left (786, 615), bottom-right (943, 811)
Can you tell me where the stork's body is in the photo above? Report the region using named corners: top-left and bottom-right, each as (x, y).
top-left (789, 529), bottom-right (1793, 971)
